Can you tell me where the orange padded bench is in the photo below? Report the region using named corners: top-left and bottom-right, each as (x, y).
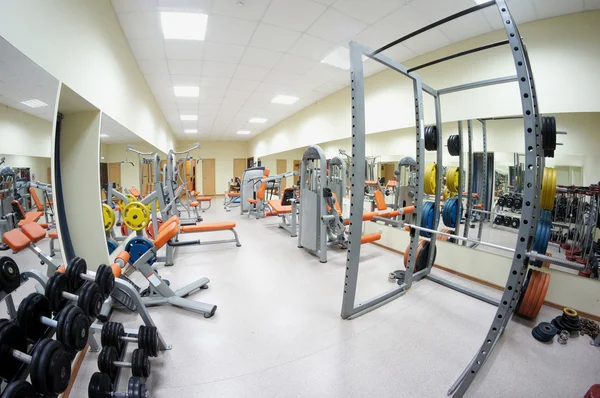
top-left (181, 221), bottom-right (236, 233)
top-left (267, 199), bottom-right (291, 215)
top-left (190, 196), bottom-right (212, 212)
top-left (17, 211), bottom-right (44, 227)
top-left (21, 223), bottom-right (47, 243)
top-left (3, 229), bottom-right (32, 252)
top-left (128, 187), bottom-right (141, 198)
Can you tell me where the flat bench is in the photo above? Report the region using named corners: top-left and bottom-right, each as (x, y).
top-left (266, 199), bottom-right (292, 215)
top-left (155, 216), bottom-right (241, 247)
top-left (189, 196), bottom-right (212, 213)
top-left (17, 211), bottom-right (44, 227)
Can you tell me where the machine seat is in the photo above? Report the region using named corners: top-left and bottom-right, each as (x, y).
top-left (21, 223), bottom-right (47, 243)
top-left (267, 200), bottom-right (292, 214)
top-left (3, 229), bottom-right (31, 252)
top-left (180, 222), bottom-right (236, 233)
top-left (17, 211), bottom-right (43, 227)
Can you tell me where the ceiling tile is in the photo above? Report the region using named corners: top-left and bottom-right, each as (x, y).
top-left (249, 24), bottom-right (302, 52)
top-left (438, 13), bottom-right (492, 43)
top-left (168, 59), bottom-right (203, 74)
top-left (157, 0), bottom-right (212, 12)
top-left (170, 74), bottom-right (201, 85)
top-left (314, 80), bottom-right (345, 95)
top-left (128, 39), bottom-right (166, 59)
top-left (164, 40), bottom-right (204, 60)
top-left (111, 0), bottom-right (158, 13)
top-left (378, 43), bottom-right (415, 63)
top-left (229, 78), bottom-right (261, 91)
top-left (402, 28), bottom-right (452, 56)
top-left (116, 11), bottom-right (163, 39)
top-left (585, 0), bottom-right (600, 10)
top-left (332, 0), bottom-right (406, 25)
top-left (483, 0), bottom-right (537, 29)
top-left (177, 101), bottom-right (200, 111)
top-left (287, 34), bottom-right (337, 62)
top-left (201, 76), bottom-right (231, 89)
top-left (262, 69), bottom-right (304, 86)
top-left (263, 0), bottom-right (327, 31)
top-left (225, 89), bottom-right (253, 100)
top-left (306, 9), bottom-right (367, 43)
top-left (202, 61), bottom-right (237, 77)
top-left (274, 54), bottom-right (318, 74)
top-left (233, 65), bottom-right (271, 80)
top-left (408, 0), bottom-right (474, 24)
top-left (203, 42), bottom-right (246, 63)
top-left (205, 15), bottom-right (258, 45)
top-left (211, 0), bottom-right (271, 21)
top-left (145, 73), bottom-right (174, 87)
top-left (137, 59), bottom-right (170, 75)
top-left (313, 0), bottom-right (335, 4)
top-left (240, 47), bottom-right (284, 68)
top-left (377, 4), bottom-right (429, 39)
top-left (532, 0), bottom-right (584, 19)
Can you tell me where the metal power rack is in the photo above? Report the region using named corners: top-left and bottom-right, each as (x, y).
top-left (341, 1), bottom-right (549, 396)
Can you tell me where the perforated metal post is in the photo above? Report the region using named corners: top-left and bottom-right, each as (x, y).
top-left (449, 1), bottom-right (541, 395)
top-left (455, 121), bottom-right (464, 238)
top-left (462, 120), bottom-right (474, 245)
top-left (427, 95), bottom-right (444, 271)
top-left (478, 120), bottom-right (488, 241)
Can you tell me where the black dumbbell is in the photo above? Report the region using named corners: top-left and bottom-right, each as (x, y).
top-left (0, 319), bottom-right (71, 395)
top-left (511, 218), bottom-right (520, 229)
top-left (17, 293), bottom-right (89, 351)
top-left (497, 196), bottom-right (506, 207)
top-left (45, 272), bottom-right (103, 318)
top-left (494, 215), bottom-right (504, 225)
top-left (98, 346), bottom-right (151, 379)
top-left (1, 380), bottom-right (37, 398)
top-left (101, 322), bottom-right (159, 357)
top-left (66, 257), bottom-right (115, 299)
top-left (503, 216), bottom-right (512, 227)
top-left (89, 372), bottom-right (149, 398)
top-left (505, 195), bottom-right (514, 208)
top-left (0, 256), bottom-right (20, 294)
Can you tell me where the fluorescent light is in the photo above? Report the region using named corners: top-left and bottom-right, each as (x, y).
top-left (249, 117), bottom-right (268, 124)
top-left (174, 86), bottom-right (199, 97)
top-left (321, 47), bottom-right (367, 70)
top-left (100, 134), bottom-right (109, 138)
top-left (184, 129), bottom-right (198, 134)
top-left (161, 12), bottom-right (207, 41)
top-left (271, 95), bottom-right (298, 105)
top-left (237, 130), bottom-right (251, 135)
top-left (20, 99), bottom-right (48, 108)
top-left (473, 0), bottom-right (489, 3)
top-left (101, 156), bottom-right (105, 160)
top-left (180, 115), bottom-right (198, 121)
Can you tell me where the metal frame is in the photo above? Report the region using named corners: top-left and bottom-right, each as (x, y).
top-left (342, 1), bottom-right (544, 396)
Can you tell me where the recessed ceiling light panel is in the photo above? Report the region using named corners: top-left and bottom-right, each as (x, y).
top-left (161, 12), bottom-right (208, 41)
top-left (174, 86), bottom-right (199, 97)
top-left (237, 130), bottom-right (251, 135)
top-left (184, 129), bottom-right (198, 134)
top-left (20, 99), bottom-right (48, 108)
top-left (180, 115), bottom-right (198, 121)
top-left (249, 118), bottom-right (268, 123)
top-left (271, 95), bottom-right (298, 105)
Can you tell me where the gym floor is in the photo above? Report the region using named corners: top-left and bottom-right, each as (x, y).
top-left (2, 200), bottom-right (598, 397)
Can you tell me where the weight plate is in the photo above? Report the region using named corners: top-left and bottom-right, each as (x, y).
top-left (139, 325), bottom-right (159, 357)
top-left (125, 237), bottom-right (156, 265)
top-left (497, 196), bottom-right (505, 207)
top-left (17, 293), bottom-right (51, 341)
top-left (494, 215), bottom-right (504, 225)
top-left (45, 272), bottom-right (71, 312)
top-left (128, 376), bottom-right (148, 398)
top-left (530, 272), bottom-right (550, 319)
top-left (107, 239), bottom-right (119, 254)
top-left (59, 304), bottom-right (89, 351)
top-left (1, 380), bottom-right (37, 398)
top-left (420, 201), bottom-right (437, 237)
top-left (0, 257), bottom-right (20, 293)
top-left (0, 320), bottom-right (28, 380)
top-left (145, 217), bottom-right (164, 240)
top-left (77, 281), bottom-right (103, 318)
top-left (66, 257), bottom-right (87, 292)
top-left (89, 372), bottom-right (112, 398)
top-left (511, 217), bottom-right (520, 229)
top-left (102, 203), bottom-right (116, 232)
top-left (96, 264), bottom-right (115, 300)
top-left (131, 348), bottom-right (151, 378)
top-left (123, 202), bottom-right (150, 231)
top-left (98, 346), bottom-right (119, 379)
top-left (424, 164), bottom-right (436, 195)
top-left (503, 216), bottom-right (511, 227)
top-left (446, 167), bottom-right (459, 193)
top-left (424, 125), bottom-right (438, 151)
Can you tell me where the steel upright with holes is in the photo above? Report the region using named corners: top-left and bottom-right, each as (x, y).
top-left (341, 0), bottom-right (546, 396)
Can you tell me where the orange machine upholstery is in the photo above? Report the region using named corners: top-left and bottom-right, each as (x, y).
top-left (190, 201), bottom-right (199, 207)
top-left (110, 264), bottom-right (122, 278)
top-left (155, 222), bottom-right (179, 249)
top-left (267, 199), bottom-right (291, 214)
top-left (196, 196), bottom-right (211, 202)
top-left (29, 187), bottom-right (43, 210)
top-left (3, 229), bottom-right (31, 252)
top-left (129, 187), bottom-right (141, 197)
top-left (21, 223), bottom-right (47, 243)
top-left (247, 198), bottom-right (257, 204)
top-left (17, 212), bottom-right (43, 227)
top-left (180, 221), bottom-right (236, 233)
top-left (160, 216), bottom-right (180, 232)
top-left (374, 191), bottom-right (387, 211)
top-left (47, 230), bottom-right (58, 239)
top-left (225, 191), bottom-right (240, 197)
top-left (248, 181), bottom-right (267, 205)
top-left (361, 232), bottom-right (382, 244)
top-left (386, 180), bottom-right (397, 188)
top-left (116, 251), bottom-right (131, 264)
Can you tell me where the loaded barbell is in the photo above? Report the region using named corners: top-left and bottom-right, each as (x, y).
top-left (98, 346), bottom-right (151, 379)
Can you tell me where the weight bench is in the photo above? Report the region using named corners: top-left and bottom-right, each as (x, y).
top-left (123, 220), bottom-right (217, 318)
top-left (173, 217), bottom-right (241, 247)
top-left (3, 223), bottom-right (60, 277)
top-left (47, 229), bottom-right (60, 257)
top-left (189, 197), bottom-right (212, 219)
top-left (265, 187), bottom-right (298, 237)
top-left (223, 191), bottom-right (240, 211)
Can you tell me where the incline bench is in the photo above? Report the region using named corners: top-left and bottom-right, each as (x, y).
top-left (159, 215), bottom-right (241, 248)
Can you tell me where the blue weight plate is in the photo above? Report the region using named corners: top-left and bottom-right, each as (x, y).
top-left (106, 239), bottom-right (118, 254)
top-left (125, 237), bottom-right (156, 265)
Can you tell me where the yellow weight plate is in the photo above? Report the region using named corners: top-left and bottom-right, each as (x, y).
top-left (102, 204), bottom-right (115, 232)
top-left (120, 193), bottom-right (138, 209)
top-left (540, 167), bottom-right (556, 210)
top-left (122, 202), bottom-right (150, 231)
top-left (146, 200), bottom-right (160, 213)
top-left (424, 163), bottom-right (436, 195)
top-left (446, 167), bottom-right (460, 193)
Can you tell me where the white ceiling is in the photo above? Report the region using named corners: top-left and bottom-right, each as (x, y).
top-left (0, 37), bottom-right (58, 122)
top-left (112, 0), bottom-right (599, 141)
top-left (101, 114), bottom-right (145, 144)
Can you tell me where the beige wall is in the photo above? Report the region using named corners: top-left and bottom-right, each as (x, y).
top-left (259, 147), bottom-right (307, 187)
top-left (250, 11), bottom-right (600, 158)
top-left (0, 105), bottom-right (52, 158)
top-left (0, 0), bottom-right (175, 152)
top-left (102, 142), bottom-right (166, 192)
top-left (0, 154), bottom-right (51, 185)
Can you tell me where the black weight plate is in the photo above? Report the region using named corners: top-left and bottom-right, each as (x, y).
top-left (45, 272), bottom-right (71, 311)
top-left (77, 281), bottom-right (103, 318)
top-left (531, 327), bottom-right (546, 342)
top-left (61, 304), bottom-right (89, 351)
top-left (549, 116), bottom-right (557, 150)
top-left (503, 216), bottom-right (512, 227)
top-left (538, 322), bottom-right (558, 339)
top-left (56, 305), bottom-right (73, 349)
top-left (17, 293), bottom-right (52, 341)
top-left (39, 339), bottom-right (71, 395)
top-left (101, 321), bottom-right (121, 350)
top-left (0, 256), bottom-right (20, 293)
top-left (96, 264), bottom-right (115, 300)
top-left (506, 196), bottom-right (514, 207)
top-left (541, 116), bottom-right (549, 150)
top-left (511, 218), bottom-right (520, 229)
top-left (128, 376), bottom-right (148, 398)
top-left (0, 320), bottom-right (28, 380)
top-left (497, 196), bottom-right (505, 207)
top-left (494, 215), bottom-right (503, 225)
top-left (66, 257), bottom-right (87, 291)
top-left (131, 348), bottom-right (151, 378)
top-left (1, 380), bottom-right (37, 398)
top-left (89, 372), bottom-right (112, 398)
top-left (98, 346), bottom-right (119, 379)
top-left (29, 337), bottom-right (51, 394)
top-left (140, 325), bottom-right (159, 357)
top-left (113, 322), bottom-right (125, 353)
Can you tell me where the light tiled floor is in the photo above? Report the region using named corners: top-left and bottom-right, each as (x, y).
top-left (1, 199), bottom-right (598, 397)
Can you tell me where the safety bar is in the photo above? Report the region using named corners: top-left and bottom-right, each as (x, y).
top-left (438, 75), bottom-right (518, 95)
top-left (261, 170), bottom-right (298, 183)
top-left (169, 142), bottom-right (200, 155)
top-left (374, 0), bottom-right (496, 54)
top-left (127, 145), bottom-right (157, 156)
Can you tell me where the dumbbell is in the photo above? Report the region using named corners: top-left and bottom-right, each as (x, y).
top-left (89, 372), bottom-right (149, 398)
top-left (494, 215), bottom-right (504, 225)
top-left (45, 272), bottom-right (103, 318)
top-left (505, 195), bottom-right (515, 208)
top-left (17, 293), bottom-right (89, 351)
top-left (503, 216), bottom-right (512, 227)
top-left (0, 319), bottom-right (71, 395)
top-left (101, 321), bottom-right (159, 357)
top-left (0, 256), bottom-right (20, 294)
top-left (1, 380), bottom-right (37, 398)
top-left (511, 218), bottom-right (520, 229)
top-left (98, 346), bottom-right (151, 379)
top-left (497, 196), bottom-right (506, 207)
top-left (65, 257), bottom-right (118, 299)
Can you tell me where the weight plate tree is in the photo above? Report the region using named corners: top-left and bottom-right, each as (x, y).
top-left (341, 1), bottom-right (550, 396)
